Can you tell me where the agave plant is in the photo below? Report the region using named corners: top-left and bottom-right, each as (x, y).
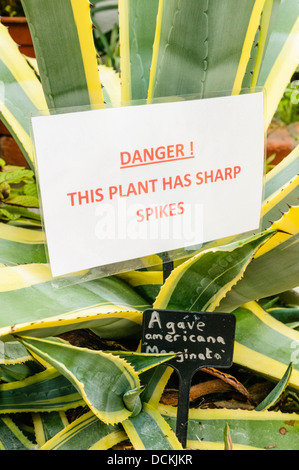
top-left (0, 0), bottom-right (298, 450)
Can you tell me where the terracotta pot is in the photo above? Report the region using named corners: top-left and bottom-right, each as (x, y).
top-left (0, 135), bottom-right (27, 167)
top-left (267, 122), bottom-right (299, 166)
top-left (1, 16), bottom-right (35, 58)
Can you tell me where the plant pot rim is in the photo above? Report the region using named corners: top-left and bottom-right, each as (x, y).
top-left (1, 16), bottom-right (27, 25)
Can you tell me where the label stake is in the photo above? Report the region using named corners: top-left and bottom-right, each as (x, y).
top-left (141, 309), bottom-right (236, 448)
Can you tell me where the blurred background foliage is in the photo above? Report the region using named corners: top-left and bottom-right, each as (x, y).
top-left (0, 0), bottom-right (24, 16)
top-left (274, 68), bottom-right (299, 125)
top-left (91, 0), bottom-right (120, 72)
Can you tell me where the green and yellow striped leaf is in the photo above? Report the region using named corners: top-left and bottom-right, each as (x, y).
top-left (0, 340), bottom-right (32, 365)
top-left (21, 0), bottom-right (104, 109)
top-left (0, 415), bottom-right (36, 450)
top-left (250, 0), bottom-right (281, 89)
top-left (153, 230), bottom-right (275, 312)
top-left (19, 336), bottom-right (156, 425)
top-left (0, 23), bottom-right (47, 169)
top-left (262, 175), bottom-right (299, 230)
top-left (123, 402), bottom-right (182, 450)
top-left (241, 10), bottom-right (261, 89)
top-left (99, 65), bottom-right (121, 107)
top-left (267, 307), bottom-right (299, 325)
top-left (40, 410), bottom-right (126, 450)
top-left (119, 0), bottom-right (159, 101)
top-left (262, 142), bottom-right (299, 231)
top-left (107, 351), bottom-right (176, 375)
top-left (159, 404), bottom-right (299, 450)
top-left (256, 0), bottom-right (299, 127)
top-left (0, 222), bottom-right (46, 266)
top-left (148, 0), bottom-right (265, 100)
top-left (0, 266), bottom-right (148, 340)
top-left (0, 361), bottom-right (40, 383)
top-left (117, 270), bottom-right (163, 305)
top-left (255, 362), bottom-right (293, 410)
top-left (232, 302), bottom-right (299, 390)
top-left (219, 205), bottom-right (299, 311)
top-left (0, 366), bottom-right (84, 413)
top-left (32, 411), bottom-right (69, 448)
top-left (264, 144), bottom-right (299, 202)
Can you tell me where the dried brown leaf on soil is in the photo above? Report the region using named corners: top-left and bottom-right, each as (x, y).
top-left (201, 367), bottom-right (250, 398)
top-left (160, 379), bottom-right (234, 406)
